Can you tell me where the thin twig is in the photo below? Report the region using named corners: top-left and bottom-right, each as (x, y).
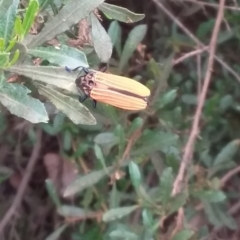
top-left (152, 0), bottom-right (240, 83)
top-left (172, 0), bottom-right (226, 195)
top-left (173, 46), bottom-right (209, 65)
top-left (0, 129), bottom-right (42, 234)
top-left (182, 0), bottom-right (240, 11)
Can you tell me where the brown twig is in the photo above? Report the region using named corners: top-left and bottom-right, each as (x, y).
top-left (173, 46), bottom-right (209, 65)
top-left (182, 0), bottom-right (240, 11)
top-left (152, 0), bottom-right (240, 83)
top-left (172, 0), bottom-right (226, 195)
top-left (0, 129), bottom-right (42, 234)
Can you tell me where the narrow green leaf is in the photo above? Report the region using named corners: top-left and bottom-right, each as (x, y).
top-left (45, 224), bottom-right (68, 240)
top-left (6, 65), bottom-right (78, 93)
top-left (169, 192), bottom-right (188, 214)
top-left (129, 161), bottom-right (142, 189)
top-left (203, 202), bottom-right (237, 229)
top-left (0, 82), bottom-right (49, 123)
top-left (38, 0), bottom-right (54, 11)
top-left (63, 166), bottom-right (113, 197)
top-left (0, 166), bottom-right (13, 183)
top-left (94, 144), bottom-right (106, 168)
top-left (142, 209), bottom-right (154, 229)
top-left (192, 190), bottom-right (226, 203)
top-left (23, 0), bottom-right (105, 48)
top-left (114, 124), bottom-right (125, 155)
top-left (22, 0), bottom-right (39, 37)
top-left (0, 0), bottom-right (19, 46)
top-left (159, 167), bottom-right (173, 207)
top-left (172, 230), bottom-right (194, 240)
top-left (213, 140), bottom-right (240, 166)
top-left (108, 20), bottom-right (121, 53)
top-left (0, 38), bottom-right (4, 52)
top-left (119, 24), bottom-right (147, 72)
top-left (0, 52), bottom-right (9, 67)
top-left (36, 83), bottom-right (96, 125)
top-left (99, 3), bottom-right (145, 23)
top-left (14, 15), bottom-right (24, 40)
top-left (102, 205), bottom-right (138, 222)
top-left (158, 89), bottom-right (177, 109)
top-left (127, 117), bottom-right (144, 137)
top-left (90, 12), bottom-right (112, 62)
top-left (8, 49), bottom-right (19, 66)
top-left (109, 229), bottom-right (139, 239)
top-left (57, 205), bottom-right (94, 218)
top-left (28, 45), bottom-right (89, 68)
top-left (5, 38), bottom-right (16, 52)
top-left (45, 179), bottom-right (61, 207)
top-left (132, 131), bottom-right (179, 156)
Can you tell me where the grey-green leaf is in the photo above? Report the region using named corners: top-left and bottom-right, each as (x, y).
top-left (90, 12), bottom-right (112, 62)
top-left (45, 224), bottom-right (68, 240)
top-left (36, 83), bottom-right (96, 125)
top-left (57, 205), bottom-right (94, 218)
top-left (63, 166), bottom-right (113, 197)
top-left (102, 205), bottom-right (138, 222)
top-left (119, 24), bottom-right (147, 72)
top-left (23, 0), bottom-right (105, 48)
top-left (159, 167), bottom-right (173, 207)
top-left (28, 45), bottom-right (89, 68)
top-left (7, 65), bottom-right (78, 93)
top-left (0, 82), bottom-right (48, 123)
top-left (0, 0), bottom-right (19, 46)
top-left (99, 3), bottom-right (145, 23)
top-left (172, 230), bottom-right (194, 240)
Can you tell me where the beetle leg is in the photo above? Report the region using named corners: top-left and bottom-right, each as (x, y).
top-left (92, 99), bottom-right (97, 108)
top-left (79, 94), bottom-right (88, 103)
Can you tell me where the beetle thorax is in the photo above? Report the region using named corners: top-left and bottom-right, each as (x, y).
top-left (76, 72), bottom-right (96, 96)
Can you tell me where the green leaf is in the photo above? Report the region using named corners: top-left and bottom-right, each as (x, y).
top-left (45, 179), bottom-right (61, 207)
top-left (114, 124), bottom-right (125, 156)
top-left (203, 202), bottom-right (237, 229)
top-left (45, 224), bottom-right (68, 240)
top-left (22, 0), bottom-right (39, 37)
top-left (181, 94), bottom-right (197, 105)
top-left (63, 130), bottom-right (72, 151)
top-left (0, 38), bottom-right (5, 51)
top-left (8, 49), bottom-right (19, 66)
top-left (0, 166), bottom-right (13, 183)
top-left (213, 140), bottom-right (240, 166)
top-left (119, 24), bottom-right (147, 72)
top-left (36, 83), bottom-right (96, 125)
top-left (94, 144), bottom-right (106, 168)
top-left (142, 209), bottom-right (154, 229)
top-left (172, 230), bottom-right (194, 240)
top-left (0, 0), bottom-right (19, 47)
top-left (108, 20), bottom-right (121, 56)
top-left (23, 0), bottom-right (105, 48)
top-left (14, 15), bottom-right (24, 40)
top-left (0, 52), bottom-right (9, 67)
top-left (0, 82), bottom-right (49, 123)
top-left (127, 117), bottom-right (144, 137)
top-left (159, 167), bottom-right (173, 207)
top-left (132, 131), bottom-right (179, 156)
top-left (102, 205), bottom-right (138, 222)
top-left (168, 192), bottom-right (188, 214)
top-left (129, 161), bottom-right (142, 189)
top-left (63, 166), bottom-right (114, 197)
top-left (90, 12), bottom-right (112, 63)
top-left (38, 0), bottom-right (53, 11)
top-left (28, 45), bottom-right (89, 68)
top-left (192, 190), bottom-right (226, 203)
top-left (157, 89), bottom-right (177, 109)
top-left (57, 205), bottom-right (94, 218)
top-left (99, 3), bottom-right (145, 23)
top-left (6, 65), bottom-right (78, 93)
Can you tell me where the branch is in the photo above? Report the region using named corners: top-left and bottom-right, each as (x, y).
top-left (0, 129), bottom-right (42, 233)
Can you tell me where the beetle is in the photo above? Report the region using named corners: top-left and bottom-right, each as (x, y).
top-left (66, 66), bottom-right (150, 110)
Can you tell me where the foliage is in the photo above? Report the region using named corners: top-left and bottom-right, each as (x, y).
top-left (0, 0), bottom-right (240, 240)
